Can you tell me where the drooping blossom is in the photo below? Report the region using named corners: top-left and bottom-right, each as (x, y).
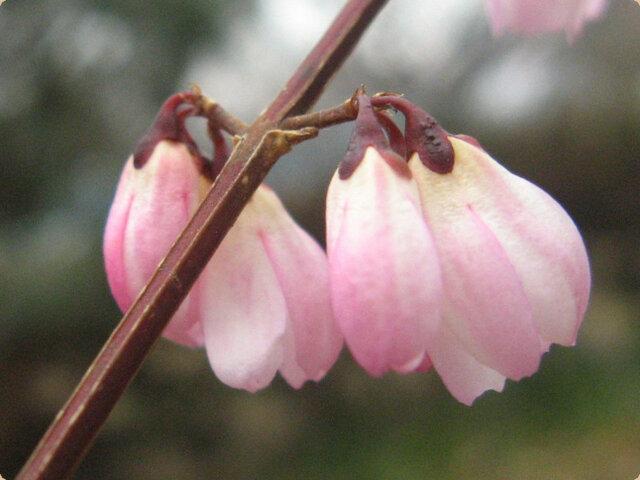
top-left (104, 93), bottom-right (342, 391)
top-left (327, 94), bottom-right (591, 404)
top-left (200, 184), bottom-right (343, 391)
top-left (409, 133), bottom-right (591, 404)
top-left (104, 93), bottom-right (207, 347)
top-left (485, 0), bottom-right (606, 40)
top-left (326, 95), bottom-right (441, 376)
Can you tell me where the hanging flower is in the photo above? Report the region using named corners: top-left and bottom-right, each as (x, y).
top-left (327, 94), bottom-right (591, 404)
top-left (200, 185), bottom-right (343, 391)
top-left (104, 93), bottom-right (342, 391)
top-left (326, 95), bottom-right (441, 376)
top-left (408, 133), bottom-right (591, 404)
top-left (103, 94), bottom-right (208, 347)
top-left (485, 0), bottom-right (606, 40)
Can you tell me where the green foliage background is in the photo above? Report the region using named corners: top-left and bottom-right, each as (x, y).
top-left (1, 1), bottom-right (639, 478)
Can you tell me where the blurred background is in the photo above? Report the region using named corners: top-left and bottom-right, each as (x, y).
top-left (1, 0), bottom-right (639, 478)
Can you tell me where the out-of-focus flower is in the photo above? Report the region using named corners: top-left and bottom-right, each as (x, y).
top-left (328, 94), bottom-right (591, 404)
top-left (485, 0), bottom-right (606, 40)
top-left (104, 93), bottom-right (342, 391)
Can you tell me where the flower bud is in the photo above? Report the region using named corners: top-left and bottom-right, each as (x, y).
top-left (201, 186), bottom-right (343, 391)
top-left (104, 95), bottom-right (209, 347)
top-left (326, 95), bottom-right (442, 376)
top-left (326, 95), bottom-right (591, 404)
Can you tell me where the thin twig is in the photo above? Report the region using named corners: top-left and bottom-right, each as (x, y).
top-left (190, 84), bottom-right (250, 135)
top-left (15, 1), bottom-right (389, 479)
top-left (281, 93), bottom-right (359, 131)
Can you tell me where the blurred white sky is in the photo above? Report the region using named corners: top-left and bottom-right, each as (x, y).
top-left (179, 0), bottom-right (585, 126)
top-left (182, 0), bottom-right (488, 119)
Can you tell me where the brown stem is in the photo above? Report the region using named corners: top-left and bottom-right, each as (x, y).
top-left (15, 1), bottom-right (389, 479)
top-left (264, 0), bottom-right (388, 119)
top-left (190, 84), bottom-right (249, 136)
top-left (281, 92), bottom-right (359, 131)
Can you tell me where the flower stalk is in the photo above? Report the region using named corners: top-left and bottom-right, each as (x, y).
top-left (16, 1), bottom-right (389, 479)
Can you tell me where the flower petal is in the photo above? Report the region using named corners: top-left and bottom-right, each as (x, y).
top-left (410, 153), bottom-right (544, 380)
top-left (254, 186), bottom-right (343, 385)
top-left (278, 325), bottom-right (310, 389)
top-left (104, 155), bottom-right (137, 312)
top-left (428, 322), bottom-right (506, 406)
top-left (446, 137), bottom-right (590, 346)
top-left (327, 147), bottom-right (442, 376)
top-left (199, 200), bottom-right (288, 392)
top-left (103, 141), bottom-right (205, 347)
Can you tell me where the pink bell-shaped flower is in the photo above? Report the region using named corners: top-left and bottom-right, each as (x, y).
top-left (485, 0), bottom-right (606, 40)
top-left (326, 95), bottom-right (442, 376)
top-left (104, 94), bottom-right (208, 347)
top-left (104, 93), bottom-right (342, 391)
top-left (329, 94), bottom-right (591, 405)
top-left (201, 185), bottom-right (343, 391)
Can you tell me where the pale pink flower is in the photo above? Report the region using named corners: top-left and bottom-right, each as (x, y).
top-left (486, 0), bottom-right (606, 40)
top-left (201, 185), bottom-right (343, 391)
top-left (104, 95), bottom-right (342, 391)
top-left (104, 139), bottom-right (206, 347)
top-left (326, 96), bottom-right (441, 376)
top-left (409, 135), bottom-right (590, 404)
top-left (328, 95), bottom-right (591, 404)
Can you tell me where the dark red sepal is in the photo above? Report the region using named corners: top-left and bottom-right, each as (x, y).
top-left (133, 92), bottom-right (201, 169)
top-left (339, 94), bottom-right (409, 180)
top-left (371, 95), bottom-right (454, 174)
top-left (404, 111), bottom-right (454, 174)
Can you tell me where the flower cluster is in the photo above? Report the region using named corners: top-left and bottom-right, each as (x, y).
top-left (326, 94), bottom-right (590, 404)
top-left (104, 94), bottom-right (342, 392)
top-left (104, 92), bottom-right (590, 404)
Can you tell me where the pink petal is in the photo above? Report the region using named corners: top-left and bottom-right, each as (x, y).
top-left (446, 137), bottom-right (591, 346)
top-left (409, 154), bottom-right (544, 380)
top-left (104, 156), bottom-right (137, 312)
top-left (428, 322), bottom-right (506, 406)
top-left (278, 326), bottom-right (311, 389)
top-left (327, 147), bottom-right (442, 376)
top-left (199, 200), bottom-right (288, 392)
top-left (414, 353), bottom-right (433, 373)
top-left (255, 186), bottom-right (343, 385)
top-left (103, 141), bottom-right (204, 347)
